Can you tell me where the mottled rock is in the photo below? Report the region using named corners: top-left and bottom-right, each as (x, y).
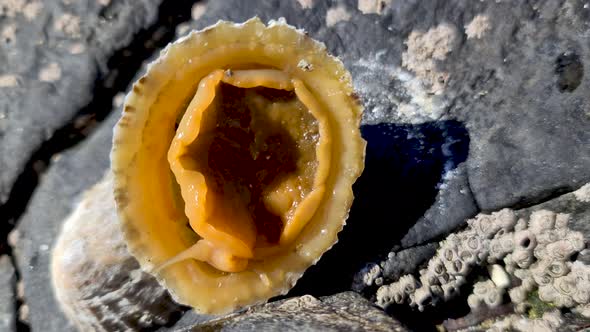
top-left (190, 292), bottom-right (408, 332)
top-left (0, 0), bottom-right (161, 203)
top-left (440, 1), bottom-right (590, 210)
top-left (0, 255), bottom-right (16, 332)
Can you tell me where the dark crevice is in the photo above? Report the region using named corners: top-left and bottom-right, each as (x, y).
top-left (0, 1), bottom-right (202, 331)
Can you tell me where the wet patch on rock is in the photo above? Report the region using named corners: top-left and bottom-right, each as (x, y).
top-left (555, 51), bottom-right (584, 93)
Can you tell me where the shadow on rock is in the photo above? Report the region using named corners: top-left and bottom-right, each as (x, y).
top-left (286, 120), bottom-right (470, 298)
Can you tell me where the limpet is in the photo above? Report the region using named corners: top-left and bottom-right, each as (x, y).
top-left (111, 18), bottom-right (365, 314)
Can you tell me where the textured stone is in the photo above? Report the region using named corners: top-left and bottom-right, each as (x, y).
top-left (439, 1), bottom-right (590, 210)
top-left (0, 0), bottom-right (160, 204)
top-left (190, 292), bottom-right (408, 332)
top-left (0, 255), bottom-right (16, 332)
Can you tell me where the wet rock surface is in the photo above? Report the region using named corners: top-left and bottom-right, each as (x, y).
top-left (0, 0), bottom-right (588, 331)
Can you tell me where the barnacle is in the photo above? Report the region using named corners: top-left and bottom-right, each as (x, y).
top-left (111, 18), bottom-right (365, 314)
top-left (375, 208), bottom-right (590, 317)
top-left (468, 280), bottom-right (504, 310)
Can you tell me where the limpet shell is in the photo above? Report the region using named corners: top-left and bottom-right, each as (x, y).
top-left (111, 18), bottom-right (365, 314)
top-left (51, 173), bottom-right (181, 331)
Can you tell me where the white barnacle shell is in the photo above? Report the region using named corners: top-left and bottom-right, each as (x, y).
top-left (469, 280), bottom-right (504, 309)
top-left (488, 264), bottom-right (511, 289)
top-left (491, 208), bottom-right (517, 232)
top-left (375, 284), bottom-right (395, 308)
top-left (51, 174), bottom-right (182, 332)
top-left (528, 210), bottom-right (556, 234)
top-left (573, 285), bottom-right (590, 305)
top-left (503, 253), bottom-right (517, 273)
top-left (513, 230), bottom-right (536, 252)
top-left (514, 218), bottom-right (527, 231)
top-left (377, 274), bottom-right (419, 307)
top-left (545, 260), bottom-right (570, 278)
top-left (398, 275), bottom-right (418, 295)
top-left (427, 257), bottom-right (446, 277)
top-left (530, 260), bottom-right (554, 286)
top-left (545, 239), bottom-right (580, 261)
top-left (441, 281), bottom-right (461, 300)
top-left (458, 248), bottom-right (477, 265)
top-left (512, 248), bottom-right (534, 269)
top-left (509, 310), bottom-right (563, 332)
top-left (554, 213), bottom-right (570, 229)
top-left (469, 214), bottom-right (500, 239)
top-left (462, 233), bottom-right (483, 252)
top-left (420, 270), bottom-right (438, 286)
top-left (508, 278), bottom-right (535, 305)
top-left (488, 233), bottom-right (514, 262)
top-left (447, 257), bottom-right (470, 276)
top-left (467, 294), bottom-right (480, 310)
top-left (412, 286), bottom-right (434, 311)
top-left (484, 287), bottom-right (503, 308)
top-left (539, 277), bottom-right (576, 308)
top-left (376, 282), bottom-right (405, 307)
top-left (574, 304), bottom-right (590, 318)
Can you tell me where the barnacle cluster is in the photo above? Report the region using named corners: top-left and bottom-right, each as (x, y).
top-left (376, 209), bottom-right (590, 317)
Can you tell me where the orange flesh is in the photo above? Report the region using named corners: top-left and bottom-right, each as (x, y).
top-left (166, 69), bottom-right (321, 273)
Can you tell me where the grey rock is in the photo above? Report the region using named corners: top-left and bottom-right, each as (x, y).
top-left (0, 0), bottom-right (160, 204)
top-left (12, 109), bottom-right (118, 332)
top-left (438, 1), bottom-right (590, 210)
top-left (401, 163), bottom-right (478, 248)
top-left (0, 255), bottom-right (16, 332)
top-left (187, 292), bottom-right (408, 332)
